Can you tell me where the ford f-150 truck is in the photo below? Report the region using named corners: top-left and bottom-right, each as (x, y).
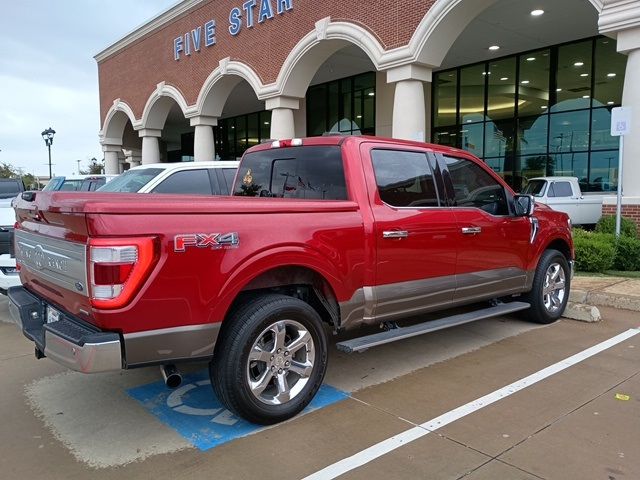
top-left (9, 136), bottom-right (574, 424)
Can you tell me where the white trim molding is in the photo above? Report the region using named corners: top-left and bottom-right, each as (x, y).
top-left (100, 99), bottom-right (140, 146)
top-left (599, 0), bottom-right (640, 36)
top-left (95, 0), bottom-right (206, 62)
top-left (141, 82), bottom-right (194, 130)
top-left (195, 58), bottom-right (265, 117)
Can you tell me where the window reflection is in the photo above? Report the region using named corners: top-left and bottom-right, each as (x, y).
top-left (554, 40), bottom-right (592, 112)
top-left (519, 50), bottom-right (550, 116)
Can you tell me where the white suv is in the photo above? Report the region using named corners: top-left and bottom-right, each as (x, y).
top-left (97, 161), bottom-right (239, 194)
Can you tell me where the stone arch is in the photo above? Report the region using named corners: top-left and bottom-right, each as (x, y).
top-left (196, 59), bottom-right (264, 118)
top-left (410, 0), bottom-right (604, 68)
top-left (101, 100), bottom-right (138, 145)
top-left (141, 82), bottom-right (190, 130)
top-left (276, 19), bottom-right (386, 99)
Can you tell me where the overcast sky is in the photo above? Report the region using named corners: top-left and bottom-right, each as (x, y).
top-left (0, 0), bottom-right (177, 177)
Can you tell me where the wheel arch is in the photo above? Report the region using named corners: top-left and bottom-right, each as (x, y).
top-left (215, 248), bottom-right (350, 334)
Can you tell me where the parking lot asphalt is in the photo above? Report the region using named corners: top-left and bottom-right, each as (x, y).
top-left (1, 295), bottom-right (639, 480)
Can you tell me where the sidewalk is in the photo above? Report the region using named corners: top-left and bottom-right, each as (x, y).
top-left (571, 275), bottom-right (640, 312)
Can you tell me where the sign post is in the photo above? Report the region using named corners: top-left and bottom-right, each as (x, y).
top-left (610, 107), bottom-right (632, 237)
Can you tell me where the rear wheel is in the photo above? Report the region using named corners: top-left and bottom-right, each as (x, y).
top-left (522, 249), bottom-right (570, 324)
top-left (210, 294), bottom-right (328, 425)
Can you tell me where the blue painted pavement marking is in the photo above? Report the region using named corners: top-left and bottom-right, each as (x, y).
top-left (127, 370), bottom-right (349, 451)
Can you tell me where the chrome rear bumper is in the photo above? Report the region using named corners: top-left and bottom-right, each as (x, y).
top-left (7, 286), bottom-right (122, 373)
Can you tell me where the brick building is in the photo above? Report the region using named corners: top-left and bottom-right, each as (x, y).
top-left (96, 0), bottom-right (640, 220)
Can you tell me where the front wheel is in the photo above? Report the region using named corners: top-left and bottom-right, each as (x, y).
top-left (522, 249), bottom-right (571, 324)
top-left (210, 294), bottom-right (328, 425)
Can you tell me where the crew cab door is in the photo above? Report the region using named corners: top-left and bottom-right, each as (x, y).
top-left (362, 144), bottom-right (458, 321)
top-left (437, 154), bottom-right (532, 303)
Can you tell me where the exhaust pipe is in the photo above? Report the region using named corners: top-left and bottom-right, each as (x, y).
top-left (160, 364), bottom-right (182, 389)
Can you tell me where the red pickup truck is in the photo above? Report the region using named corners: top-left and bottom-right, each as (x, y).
top-left (9, 136), bottom-right (573, 424)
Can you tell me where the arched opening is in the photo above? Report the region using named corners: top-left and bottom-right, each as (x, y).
top-left (428, 0), bottom-right (623, 193)
top-left (305, 45), bottom-right (379, 137)
top-left (213, 79), bottom-right (268, 160)
top-left (143, 91), bottom-right (193, 163)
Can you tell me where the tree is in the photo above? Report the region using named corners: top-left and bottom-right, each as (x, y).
top-left (79, 157), bottom-right (105, 175)
top-left (0, 162), bottom-right (19, 179)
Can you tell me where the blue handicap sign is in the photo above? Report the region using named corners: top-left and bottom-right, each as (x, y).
top-left (127, 370), bottom-right (349, 451)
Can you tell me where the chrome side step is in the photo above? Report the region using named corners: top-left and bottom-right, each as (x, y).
top-left (336, 301), bottom-right (530, 354)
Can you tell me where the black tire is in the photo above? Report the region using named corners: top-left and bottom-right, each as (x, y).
top-left (522, 249), bottom-right (571, 324)
top-left (210, 293), bottom-right (328, 425)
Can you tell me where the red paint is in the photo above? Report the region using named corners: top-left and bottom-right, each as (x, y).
top-left (13, 136), bottom-right (573, 335)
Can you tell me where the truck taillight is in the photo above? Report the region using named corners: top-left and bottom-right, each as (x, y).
top-left (88, 237), bottom-right (157, 309)
top-left (271, 138), bottom-right (302, 148)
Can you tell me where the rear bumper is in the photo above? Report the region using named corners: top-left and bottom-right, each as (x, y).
top-left (7, 286), bottom-right (122, 373)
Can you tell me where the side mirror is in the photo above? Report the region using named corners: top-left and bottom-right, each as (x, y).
top-left (514, 194), bottom-right (535, 217)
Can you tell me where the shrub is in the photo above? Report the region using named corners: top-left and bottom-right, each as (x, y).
top-left (595, 215), bottom-right (638, 238)
top-left (573, 230), bottom-right (616, 272)
top-left (613, 235), bottom-right (640, 271)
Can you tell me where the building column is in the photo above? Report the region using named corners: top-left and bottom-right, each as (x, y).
top-left (266, 96), bottom-right (300, 140)
top-left (102, 145), bottom-right (121, 175)
top-left (138, 129), bottom-right (162, 164)
top-left (122, 148), bottom-right (142, 168)
top-left (386, 64), bottom-right (432, 142)
top-left (190, 116), bottom-right (217, 162)
top-left (618, 32), bottom-right (640, 198)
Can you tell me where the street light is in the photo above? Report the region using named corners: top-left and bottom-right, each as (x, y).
top-left (41, 127), bottom-right (56, 179)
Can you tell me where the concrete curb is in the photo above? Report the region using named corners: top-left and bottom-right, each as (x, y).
top-left (570, 287), bottom-right (640, 312)
top-left (563, 302), bottom-right (602, 323)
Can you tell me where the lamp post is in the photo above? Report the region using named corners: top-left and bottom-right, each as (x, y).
top-left (41, 127), bottom-right (56, 179)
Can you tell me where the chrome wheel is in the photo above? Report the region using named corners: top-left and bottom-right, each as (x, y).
top-left (542, 262), bottom-right (566, 314)
top-left (247, 320), bottom-right (315, 406)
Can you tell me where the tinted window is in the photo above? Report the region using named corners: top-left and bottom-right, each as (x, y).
top-left (42, 177), bottom-right (64, 191)
top-left (152, 170), bottom-right (213, 195)
top-left (549, 181), bottom-right (573, 198)
top-left (98, 169), bottom-right (164, 193)
top-left (371, 150), bottom-right (439, 207)
top-left (0, 181), bottom-right (22, 197)
top-left (444, 156), bottom-right (509, 215)
top-left (221, 168), bottom-right (236, 194)
top-left (233, 146), bottom-right (347, 200)
top-left (59, 180), bottom-right (83, 191)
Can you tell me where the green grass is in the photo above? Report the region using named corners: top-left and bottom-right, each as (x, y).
top-left (576, 270), bottom-right (640, 279)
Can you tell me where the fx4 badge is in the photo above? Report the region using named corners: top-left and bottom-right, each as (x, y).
top-left (174, 233), bottom-right (240, 252)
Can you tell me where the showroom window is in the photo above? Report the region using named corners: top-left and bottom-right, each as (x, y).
top-left (215, 110), bottom-right (272, 160)
top-left (432, 37), bottom-right (626, 193)
top-left (307, 72), bottom-right (376, 137)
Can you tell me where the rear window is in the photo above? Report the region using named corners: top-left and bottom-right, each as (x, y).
top-left (98, 168), bottom-right (164, 193)
top-left (233, 146), bottom-right (347, 200)
top-left (43, 177), bottom-right (83, 192)
top-left (0, 180), bottom-right (23, 199)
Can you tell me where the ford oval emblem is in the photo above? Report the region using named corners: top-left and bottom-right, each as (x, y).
top-left (33, 245), bottom-right (45, 270)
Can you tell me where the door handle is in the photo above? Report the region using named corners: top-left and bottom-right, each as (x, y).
top-left (461, 227), bottom-right (482, 235)
top-left (383, 230), bottom-right (409, 239)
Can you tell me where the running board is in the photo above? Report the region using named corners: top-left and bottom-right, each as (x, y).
top-left (336, 301), bottom-right (531, 354)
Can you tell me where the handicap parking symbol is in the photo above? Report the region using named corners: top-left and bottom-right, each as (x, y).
top-left (128, 370), bottom-right (348, 451)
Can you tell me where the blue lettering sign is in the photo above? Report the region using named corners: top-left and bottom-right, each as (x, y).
top-left (277, 0), bottom-right (292, 14)
top-left (243, 0), bottom-right (256, 28)
top-left (229, 7), bottom-right (242, 36)
top-left (191, 27), bottom-right (202, 51)
top-left (174, 36), bottom-right (184, 60)
top-left (204, 20), bottom-right (216, 47)
top-left (258, 0), bottom-right (274, 23)
top-left (184, 32), bottom-right (192, 55)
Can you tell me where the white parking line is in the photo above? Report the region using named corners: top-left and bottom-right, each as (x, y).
top-left (304, 328), bottom-right (640, 480)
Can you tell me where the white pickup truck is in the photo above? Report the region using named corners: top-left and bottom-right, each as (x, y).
top-left (522, 176), bottom-right (603, 226)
